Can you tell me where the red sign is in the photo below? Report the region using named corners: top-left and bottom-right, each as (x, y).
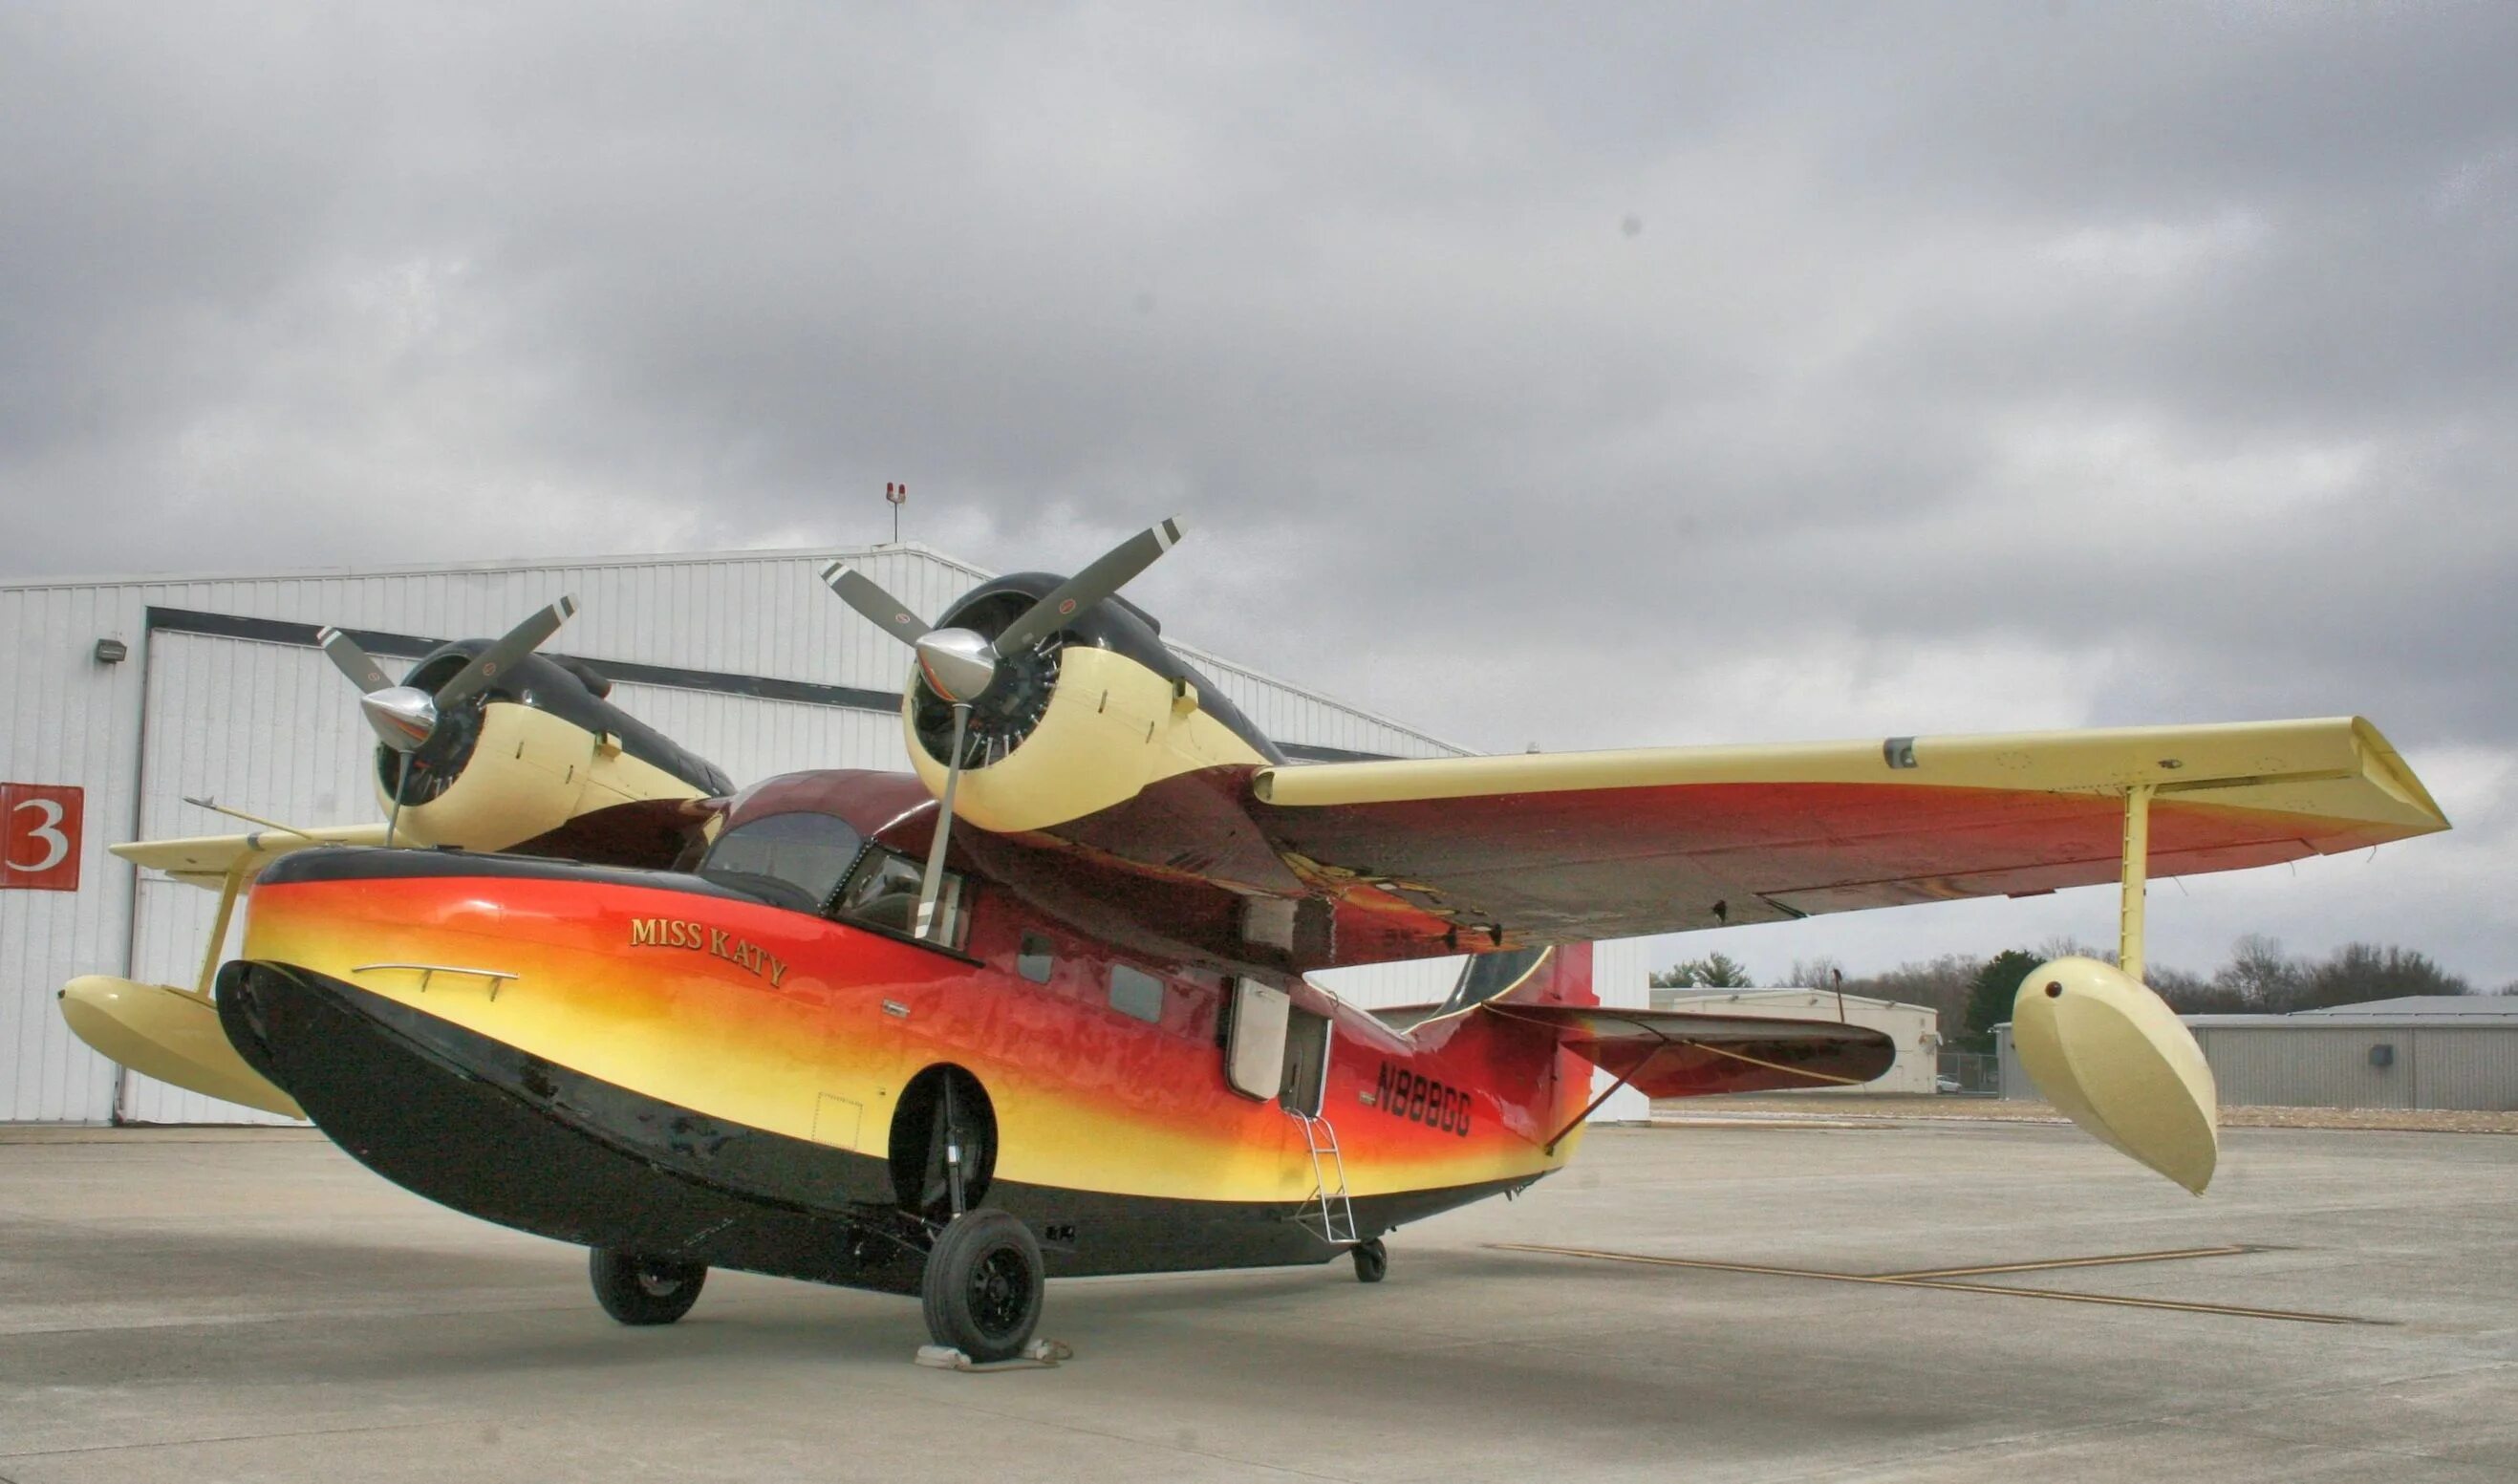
top-left (1, 784), bottom-right (83, 892)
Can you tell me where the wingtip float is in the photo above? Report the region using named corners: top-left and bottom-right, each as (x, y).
top-left (2011, 956), bottom-right (2219, 1194)
top-left (58, 976), bottom-right (303, 1119)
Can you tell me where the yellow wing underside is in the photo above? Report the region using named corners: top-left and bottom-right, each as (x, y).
top-left (1255, 716), bottom-right (2443, 836)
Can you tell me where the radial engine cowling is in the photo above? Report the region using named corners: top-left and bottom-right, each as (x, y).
top-left (373, 645), bottom-right (734, 851)
top-left (896, 575), bottom-right (1278, 835)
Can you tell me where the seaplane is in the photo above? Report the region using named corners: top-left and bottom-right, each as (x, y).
top-left (59, 521), bottom-right (2448, 1362)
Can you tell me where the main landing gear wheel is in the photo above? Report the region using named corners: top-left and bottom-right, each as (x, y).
top-left (589, 1248), bottom-right (707, 1325)
top-left (1352, 1237), bottom-right (1388, 1283)
top-left (921, 1209), bottom-right (1044, 1363)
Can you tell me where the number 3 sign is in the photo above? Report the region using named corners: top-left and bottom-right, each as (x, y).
top-left (1, 784), bottom-right (83, 892)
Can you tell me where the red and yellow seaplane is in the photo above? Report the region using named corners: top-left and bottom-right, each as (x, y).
top-left (60, 522), bottom-right (2448, 1361)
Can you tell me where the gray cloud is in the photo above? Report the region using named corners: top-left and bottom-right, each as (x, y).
top-left (3, 1), bottom-right (2512, 979)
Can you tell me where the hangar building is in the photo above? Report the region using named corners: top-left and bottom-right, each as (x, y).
top-left (1996, 995), bottom-right (2518, 1110)
top-left (0, 544), bottom-right (1652, 1127)
top-left (1647, 986), bottom-right (1942, 1095)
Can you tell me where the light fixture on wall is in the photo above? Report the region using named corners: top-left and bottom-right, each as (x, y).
top-left (93, 638), bottom-right (129, 665)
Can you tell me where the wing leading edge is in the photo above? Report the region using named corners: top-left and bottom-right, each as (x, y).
top-left (1245, 717), bottom-right (2445, 966)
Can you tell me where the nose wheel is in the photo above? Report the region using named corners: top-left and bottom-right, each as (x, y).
top-left (1352, 1237), bottom-right (1388, 1283)
top-left (920, 1209), bottom-right (1044, 1363)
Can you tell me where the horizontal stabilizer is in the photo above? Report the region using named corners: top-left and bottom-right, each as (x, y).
top-left (1480, 1002), bottom-right (1896, 1098)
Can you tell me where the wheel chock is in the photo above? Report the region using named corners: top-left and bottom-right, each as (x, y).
top-left (913, 1338), bottom-right (1074, 1371)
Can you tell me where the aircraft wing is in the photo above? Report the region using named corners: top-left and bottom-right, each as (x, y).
top-left (113, 824), bottom-right (394, 890)
top-left (1245, 717), bottom-right (2446, 966)
top-left (1478, 1002), bottom-right (1897, 1097)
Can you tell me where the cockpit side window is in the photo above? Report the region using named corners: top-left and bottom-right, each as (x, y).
top-left (830, 844), bottom-right (970, 948)
top-left (698, 812), bottom-right (864, 914)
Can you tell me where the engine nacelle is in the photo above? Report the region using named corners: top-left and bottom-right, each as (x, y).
top-left (376, 700), bottom-right (708, 850)
top-left (895, 575), bottom-right (1277, 835)
top-left (369, 645), bottom-right (734, 854)
top-left (902, 645), bottom-right (1267, 834)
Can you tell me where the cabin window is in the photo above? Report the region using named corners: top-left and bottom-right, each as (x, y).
top-left (830, 845), bottom-right (968, 948)
top-left (1017, 933), bottom-right (1055, 983)
top-left (698, 811), bottom-right (863, 914)
top-left (1108, 964), bottom-right (1166, 1023)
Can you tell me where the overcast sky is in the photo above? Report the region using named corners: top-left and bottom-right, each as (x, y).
top-left (4, 3), bottom-right (2511, 986)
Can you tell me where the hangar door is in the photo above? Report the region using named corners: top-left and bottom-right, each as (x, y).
top-left (120, 631), bottom-right (377, 1124)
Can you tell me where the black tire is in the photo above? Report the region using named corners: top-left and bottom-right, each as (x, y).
top-left (1352, 1237), bottom-right (1388, 1283)
top-left (589, 1248), bottom-right (707, 1325)
top-left (920, 1209), bottom-right (1043, 1363)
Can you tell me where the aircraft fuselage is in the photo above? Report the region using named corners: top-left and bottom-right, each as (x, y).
top-left (219, 843), bottom-right (1597, 1291)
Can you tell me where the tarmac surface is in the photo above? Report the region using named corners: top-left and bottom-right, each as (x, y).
top-left (3, 1120), bottom-right (2512, 1483)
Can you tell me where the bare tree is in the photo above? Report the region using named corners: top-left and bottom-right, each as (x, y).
top-left (1776, 957), bottom-right (1845, 990)
top-left (2215, 934), bottom-right (2301, 1008)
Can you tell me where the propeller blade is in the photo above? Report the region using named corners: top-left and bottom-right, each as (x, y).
top-left (433, 595), bottom-right (578, 709)
top-left (991, 516), bottom-right (1184, 657)
top-left (914, 703), bottom-right (972, 941)
top-left (315, 627), bottom-right (393, 694)
top-left (821, 562), bottom-right (930, 644)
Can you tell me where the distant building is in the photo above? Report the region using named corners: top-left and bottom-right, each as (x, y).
top-left (1997, 995), bottom-right (2518, 1110)
top-left (1648, 986), bottom-right (1941, 1095)
top-left (2292, 996), bottom-right (2518, 1020)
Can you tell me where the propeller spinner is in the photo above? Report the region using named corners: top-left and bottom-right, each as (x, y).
top-left (820, 518), bottom-right (1186, 938)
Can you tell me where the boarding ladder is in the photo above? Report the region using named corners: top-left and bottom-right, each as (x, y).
top-left (1285, 1109), bottom-right (1357, 1247)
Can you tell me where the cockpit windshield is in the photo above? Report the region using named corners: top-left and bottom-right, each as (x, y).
top-left (696, 808), bottom-right (969, 945)
top-left (698, 812), bottom-right (863, 914)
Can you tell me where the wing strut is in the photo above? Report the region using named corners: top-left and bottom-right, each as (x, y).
top-left (197, 860), bottom-right (250, 999)
top-left (2119, 784), bottom-right (2152, 980)
top-left (1544, 1060), bottom-right (1647, 1155)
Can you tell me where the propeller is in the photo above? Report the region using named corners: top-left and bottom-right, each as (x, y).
top-left (315, 596), bottom-right (580, 845)
top-left (819, 518), bottom-right (1185, 940)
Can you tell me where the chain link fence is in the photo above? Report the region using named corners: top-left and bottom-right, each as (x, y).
top-left (1936, 1051), bottom-right (2000, 1095)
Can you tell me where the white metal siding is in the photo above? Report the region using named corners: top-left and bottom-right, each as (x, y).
top-left (120, 632), bottom-right (381, 1123)
top-left (2, 544), bottom-right (1469, 1123)
top-left (1588, 938), bottom-right (1653, 1121)
top-left (6, 546), bottom-right (1458, 763)
top-left (2198, 1026), bottom-right (2412, 1110)
top-left (2003, 1020), bottom-right (2518, 1110)
top-left (601, 681), bottom-right (902, 789)
top-left (2407, 1028), bottom-right (2518, 1111)
top-left (0, 585), bottom-right (149, 1121)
